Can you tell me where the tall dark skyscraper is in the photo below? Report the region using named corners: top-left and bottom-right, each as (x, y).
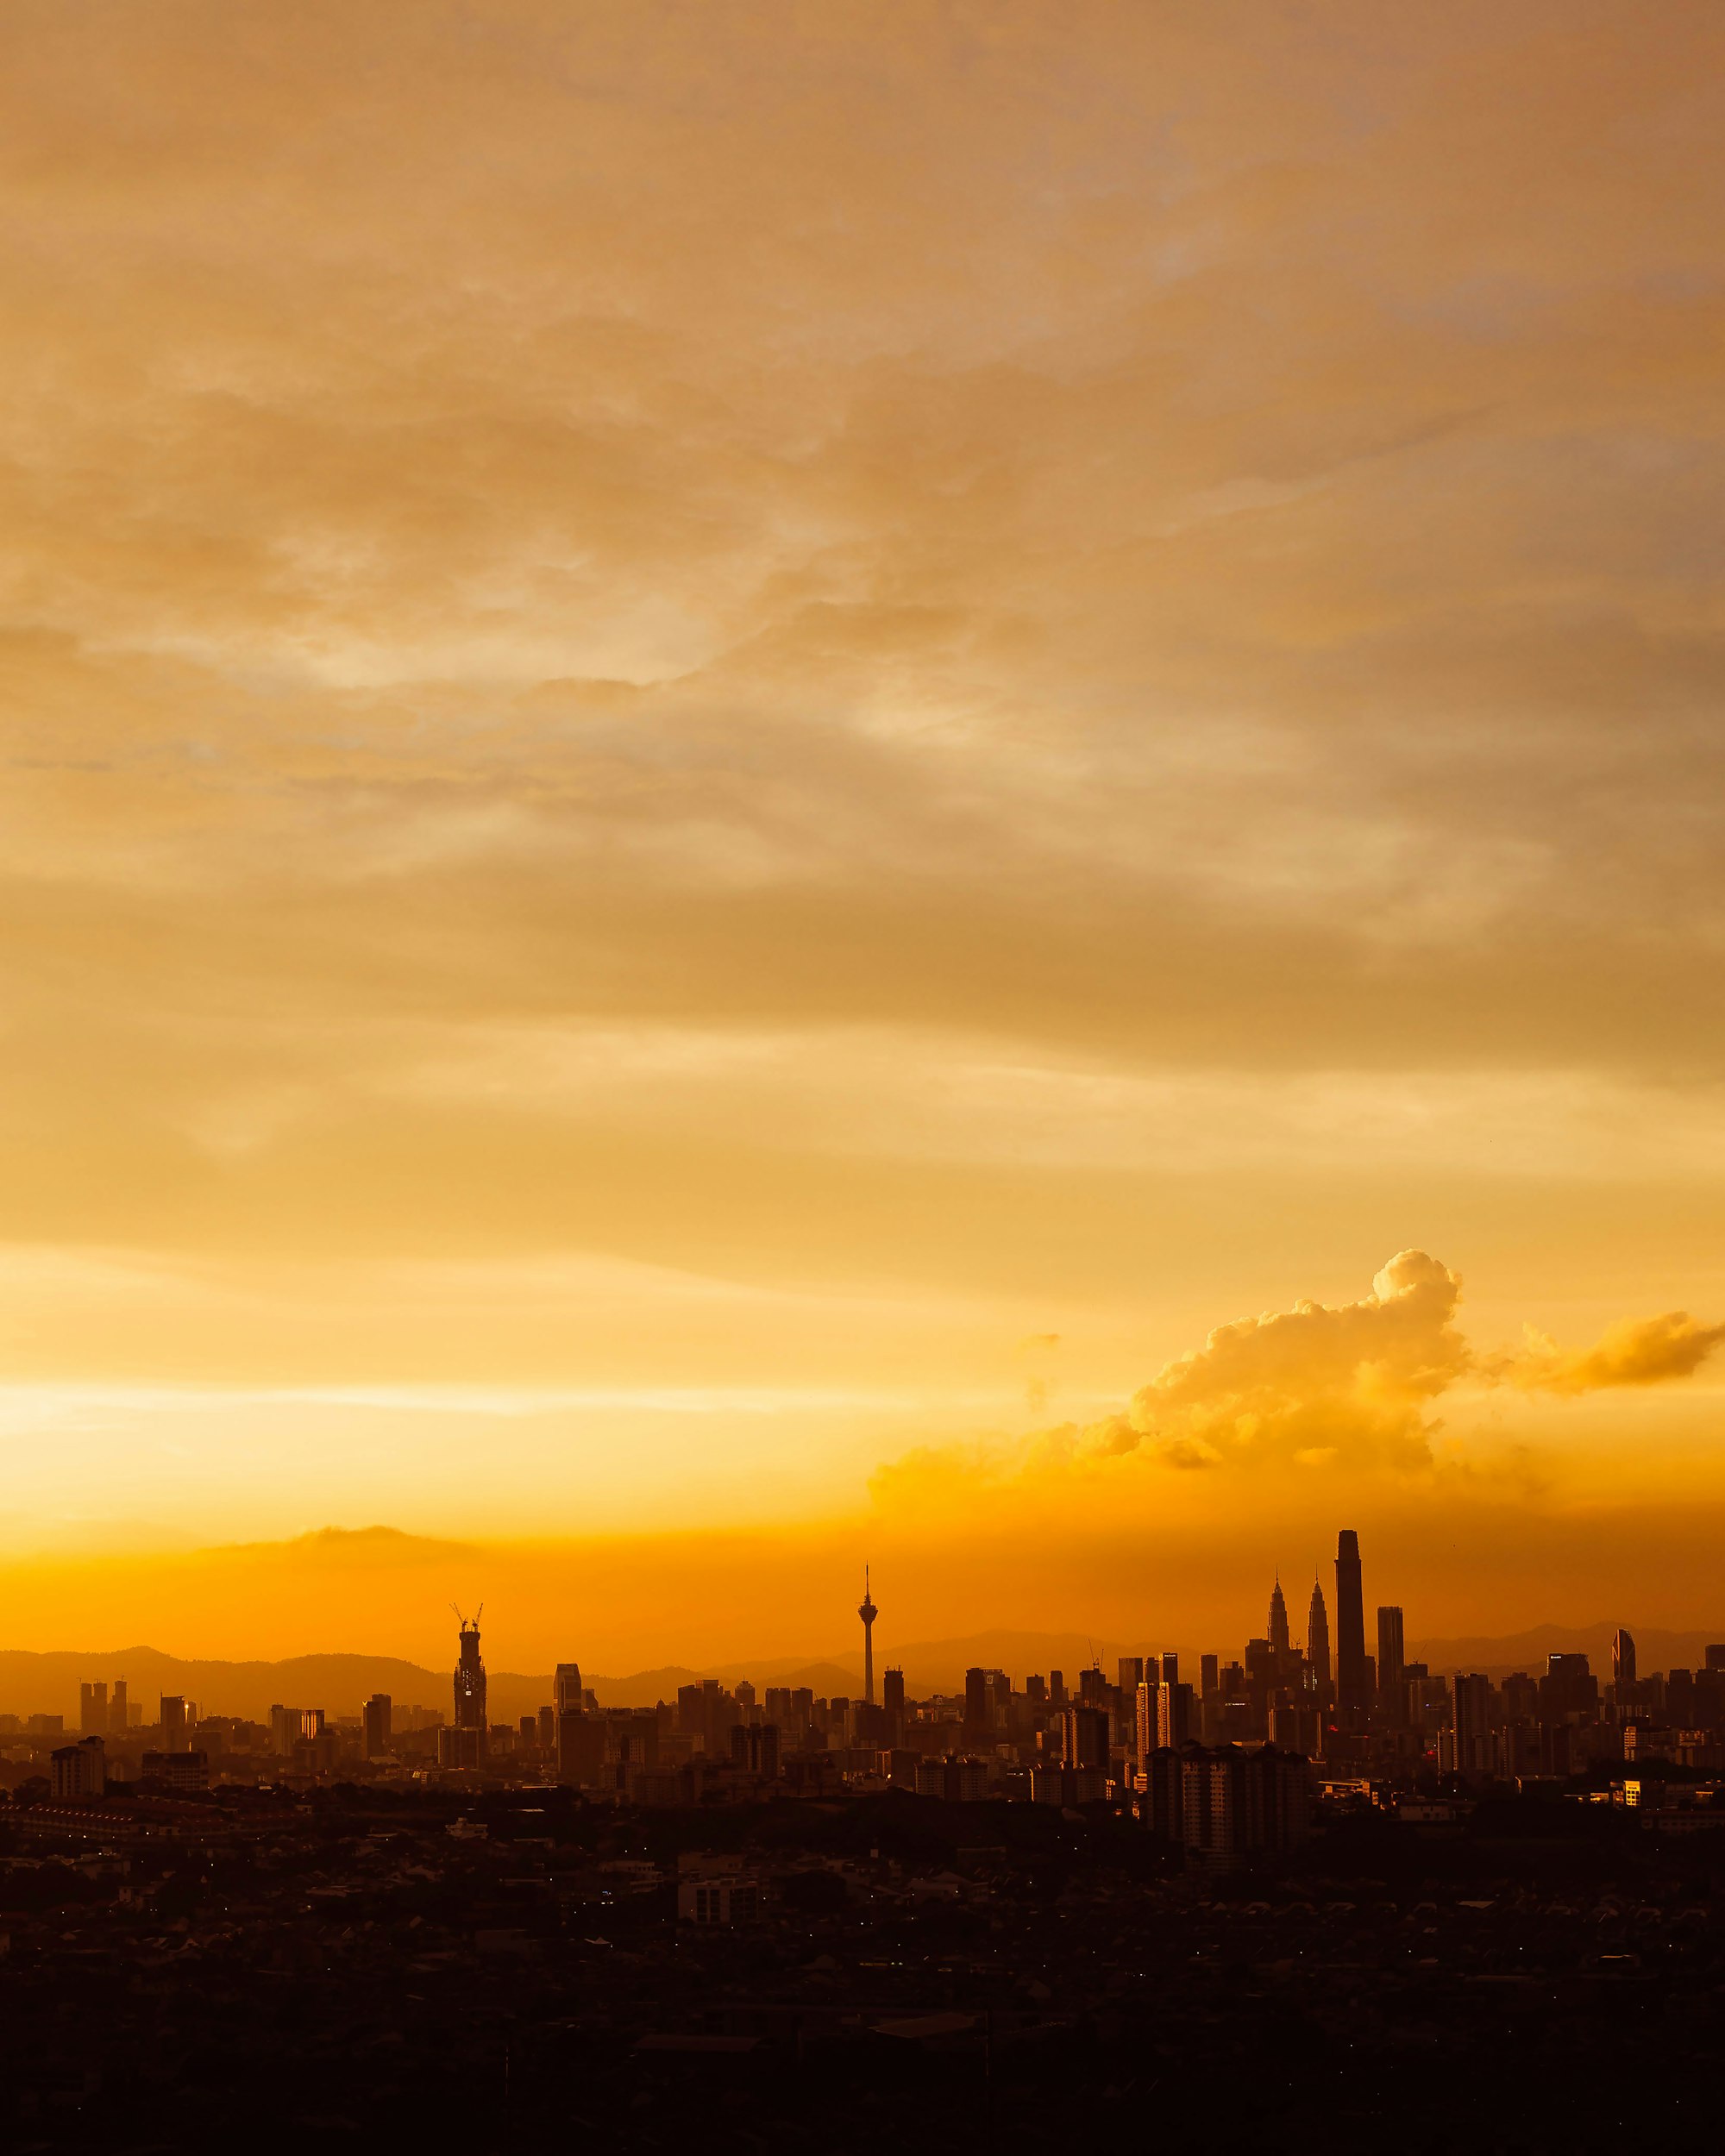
top-left (362, 1692), bottom-right (392, 1759)
top-left (1334, 1529), bottom-right (1369, 1715)
top-left (964, 1665), bottom-right (988, 1733)
top-left (1377, 1605), bottom-right (1405, 1691)
top-left (1452, 1670), bottom-right (1493, 1774)
top-left (1268, 1576), bottom-right (1291, 1658)
top-left (453, 1610), bottom-right (487, 1758)
top-left (1307, 1577), bottom-right (1330, 1702)
top-left (1613, 1627), bottom-right (1637, 1689)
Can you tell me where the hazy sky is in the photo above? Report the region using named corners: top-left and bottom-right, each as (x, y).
top-left (3, 3), bottom-right (1724, 1664)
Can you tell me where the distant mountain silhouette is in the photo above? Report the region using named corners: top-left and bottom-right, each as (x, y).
top-left (0, 1633), bottom-right (1170, 1722)
top-left (10, 1620), bottom-right (1718, 1725)
top-left (1407, 1623), bottom-right (1725, 1677)
top-left (0, 1648), bottom-right (461, 1725)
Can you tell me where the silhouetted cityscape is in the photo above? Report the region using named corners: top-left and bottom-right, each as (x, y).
top-left (21, 1529), bottom-right (1722, 1844)
top-left (5, 1529), bottom-right (1725, 2145)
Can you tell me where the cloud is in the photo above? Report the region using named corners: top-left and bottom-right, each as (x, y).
top-left (872, 1251), bottom-right (1470, 1508)
top-left (1490, 1312), bottom-right (1725, 1396)
top-left (870, 1252), bottom-right (1725, 1514)
top-left (1124, 1249), bottom-right (1469, 1474)
top-left (6, 5), bottom-right (1725, 1561)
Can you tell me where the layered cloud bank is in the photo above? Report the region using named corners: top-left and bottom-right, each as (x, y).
top-left (0, 7), bottom-right (1722, 1583)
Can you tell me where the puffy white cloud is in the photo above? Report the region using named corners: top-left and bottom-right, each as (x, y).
top-left (1126, 1249), bottom-right (1467, 1470)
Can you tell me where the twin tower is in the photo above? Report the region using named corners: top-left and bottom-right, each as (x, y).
top-left (1270, 1528), bottom-right (1374, 1712)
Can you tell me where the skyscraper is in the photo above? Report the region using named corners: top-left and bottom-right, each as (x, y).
top-left (858, 1567), bottom-right (878, 1705)
top-left (1268, 1577), bottom-right (1290, 1659)
top-left (79, 1682), bottom-right (108, 1736)
top-left (1613, 1627), bottom-right (1637, 1690)
top-left (1334, 1529), bottom-right (1369, 1716)
top-left (882, 1665), bottom-right (906, 1742)
top-left (1061, 1704), bottom-right (1109, 1771)
top-left (362, 1693), bottom-right (392, 1759)
top-left (1135, 1679), bottom-right (1159, 1760)
top-left (1307, 1577), bottom-right (1331, 1703)
top-left (554, 1662), bottom-right (584, 1715)
top-left (1157, 1682), bottom-right (1194, 1750)
top-left (1377, 1606), bottom-right (1405, 1694)
top-left (1452, 1671), bottom-right (1493, 1775)
top-left (452, 1610), bottom-right (487, 1764)
top-left (963, 1666), bottom-right (988, 1733)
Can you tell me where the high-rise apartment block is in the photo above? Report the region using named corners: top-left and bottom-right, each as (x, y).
top-left (1157, 1681), bottom-right (1194, 1751)
top-left (1452, 1672), bottom-right (1493, 1774)
top-left (52, 1735), bottom-right (106, 1801)
top-left (362, 1693), bottom-right (392, 1759)
top-left (1061, 1705), bottom-right (1110, 1771)
top-left (1135, 1679), bottom-right (1158, 1761)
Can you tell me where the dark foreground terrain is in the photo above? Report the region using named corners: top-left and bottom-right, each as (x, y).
top-left (3, 1786), bottom-right (1723, 2151)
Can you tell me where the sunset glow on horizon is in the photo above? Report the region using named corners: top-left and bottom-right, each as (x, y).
top-left (5, 3), bottom-right (1725, 1670)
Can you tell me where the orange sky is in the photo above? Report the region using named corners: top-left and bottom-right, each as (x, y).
top-left (3, 3), bottom-right (1724, 1666)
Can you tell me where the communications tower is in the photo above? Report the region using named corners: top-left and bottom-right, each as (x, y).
top-left (858, 1568), bottom-right (879, 1706)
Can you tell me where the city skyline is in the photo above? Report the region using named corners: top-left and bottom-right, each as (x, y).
top-left (0, 1527), bottom-right (1708, 1730)
top-left (17, 1525), bottom-right (1719, 1799)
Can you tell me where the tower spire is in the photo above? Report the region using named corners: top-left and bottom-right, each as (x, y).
top-left (858, 1566), bottom-right (879, 1706)
top-left (1268, 1571), bottom-right (1291, 1659)
top-left (1307, 1572), bottom-right (1331, 1707)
